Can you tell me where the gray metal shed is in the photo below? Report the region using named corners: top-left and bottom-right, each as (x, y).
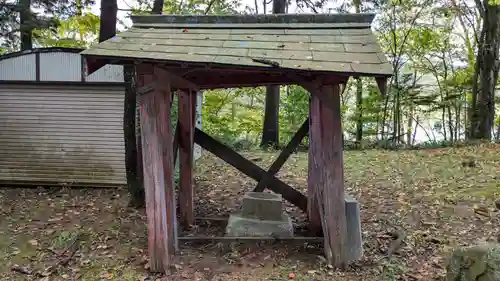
top-left (0, 47), bottom-right (202, 186)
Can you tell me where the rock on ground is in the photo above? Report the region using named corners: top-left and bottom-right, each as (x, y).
top-left (446, 243), bottom-right (500, 281)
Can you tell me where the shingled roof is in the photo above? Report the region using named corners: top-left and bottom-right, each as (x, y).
top-left (81, 14), bottom-right (392, 77)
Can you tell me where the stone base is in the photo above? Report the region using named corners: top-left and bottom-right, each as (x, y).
top-left (241, 192), bottom-right (283, 221)
top-left (345, 194), bottom-right (363, 262)
top-left (225, 213), bottom-right (294, 238)
top-left (446, 243), bottom-right (500, 281)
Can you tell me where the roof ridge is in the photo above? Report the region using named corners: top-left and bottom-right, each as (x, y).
top-left (131, 13), bottom-right (376, 26)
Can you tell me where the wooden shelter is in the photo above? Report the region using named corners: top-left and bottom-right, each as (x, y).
top-left (81, 13), bottom-right (392, 272)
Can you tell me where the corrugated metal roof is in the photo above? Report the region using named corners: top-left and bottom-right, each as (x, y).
top-left (81, 14), bottom-right (392, 77)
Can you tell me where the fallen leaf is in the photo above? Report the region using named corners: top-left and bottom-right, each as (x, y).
top-left (474, 205), bottom-right (490, 218)
top-left (28, 239), bottom-right (38, 246)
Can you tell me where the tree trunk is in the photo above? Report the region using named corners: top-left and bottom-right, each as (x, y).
top-left (19, 0), bottom-right (32, 50)
top-left (152, 0), bottom-right (164, 13)
top-left (355, 79), bottom-right (363, 144)
top-left (441, 98), bottom-right (447, 141)
top-left (123, 0), bottom-right (165, 208)
top-left (455, 96), bottom-right (461, 141)
top-left (495, 119), bottom-right (500, 141)
top-left (99, 0), bottom-right (144, 207)
top-left (124, 65), bottom-right (144, 207)
top-left (472, 1), bottom-right (500, 140)
top-left (406, 105), bottom-right (413, 146)
top-left (261, 85), bottom-right (280, 148)
top-left (354, 1), bottom-right (363, 145)
top-left (260, 0), bottom-right (286, 149)
top-left (392, 87), bottom-right (400, 146)
top-left (98, 0), bottom-right (117, 43)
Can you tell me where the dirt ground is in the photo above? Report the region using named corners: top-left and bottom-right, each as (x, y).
top-left (1, 144), bottom-right (499, 281)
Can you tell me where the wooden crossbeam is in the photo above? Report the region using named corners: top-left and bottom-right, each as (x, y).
top-left (136, 63), bottom-right (199, 91)
top-left (194, 128), bottom-right (308, 212)
top-left (178, 236), bottom-right (323, 241)
top-left (158, 66), bottom-right (199, 91)
top-left (253, 118), bottom-right (309, 192)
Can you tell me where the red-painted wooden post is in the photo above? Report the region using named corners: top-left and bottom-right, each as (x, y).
top-left (308, 97), bottom-right (322, 235)
top-left (178, 89), bottom-right (196, 228)
top-left (136, 63), bottom-right (176, 273)
top-left (309, 83), bottom-right (348, 269)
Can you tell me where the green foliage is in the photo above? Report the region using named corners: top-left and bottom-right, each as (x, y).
top-left (381, 260), bottom-right (407, 281)
top-left (202, 88), bottom-right (264, 150)
top-left (345, 79), bottom-right (385, 140)
top-left (1, 0), bottom-right (496, 148)
top-left (133, 0), bottom-right (240, 15)
top-left (0, 0), bottom-right (96, 50)
top-left (279, 85), bottom-right (309, 144)
top-left (33, 11), bottom-right (100, 48)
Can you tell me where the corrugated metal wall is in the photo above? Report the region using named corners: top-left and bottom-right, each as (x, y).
top-left (0, 54), bottom-right (36, 80)
top-left (39, 52), bottom-right (82, 81)
top-left (0, 48), bottom-right (204, 186)
top-left (0, 84), bottom-right (126, 185)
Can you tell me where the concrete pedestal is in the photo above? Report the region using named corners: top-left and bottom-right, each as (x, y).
top-left (224, 192), bottom-right (363, 262)
top-left (226, 213), bottom-right (294, 237)
top-left (226, 192), bottom-right (294, 237)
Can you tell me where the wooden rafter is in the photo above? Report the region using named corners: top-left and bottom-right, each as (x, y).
top-left (163, 66), bottom-right (349, 89)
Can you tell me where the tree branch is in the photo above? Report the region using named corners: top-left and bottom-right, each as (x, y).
top-left (204, 0), bottom-right (217, 14)
top-left (474, 0), bottom-right (484, 18)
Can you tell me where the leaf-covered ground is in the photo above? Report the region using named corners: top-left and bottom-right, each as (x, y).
top-left (1, 144), bottom-right (499, 280)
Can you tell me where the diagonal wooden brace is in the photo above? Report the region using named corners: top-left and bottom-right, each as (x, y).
top-left (253, 118), bottom-right (309, 192)
top-left (194, 128), bottom-right (308, 212)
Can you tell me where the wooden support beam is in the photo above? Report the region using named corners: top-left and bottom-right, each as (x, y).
top-left (299, 78), bottom-right (337, 110)
top-left (173, 121), bottom-right (180, 166)
top-left (178, 89), bottom-right (196, 228)
top-left (305, 78), bottom-right (349, 234)
top-left (308, 83), bottom-right (348, 269)
top-left (137, 63), bottom-right (177, 273)
top-left (158, 66), bottom-right (200, 91)
top-left (137, 63), bottom-right (199, 91)
top-left (194, 128), bottom-right (308, 212)
top-left (308, 98), bottom-right (322, 236)
top-left (302, 77), bottom-right (349, 235)
top-left (253, 118), bottom-right (309, 192)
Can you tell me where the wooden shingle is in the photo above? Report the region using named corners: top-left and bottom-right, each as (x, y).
top-left (81, 13), bottom-right (392, 77)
